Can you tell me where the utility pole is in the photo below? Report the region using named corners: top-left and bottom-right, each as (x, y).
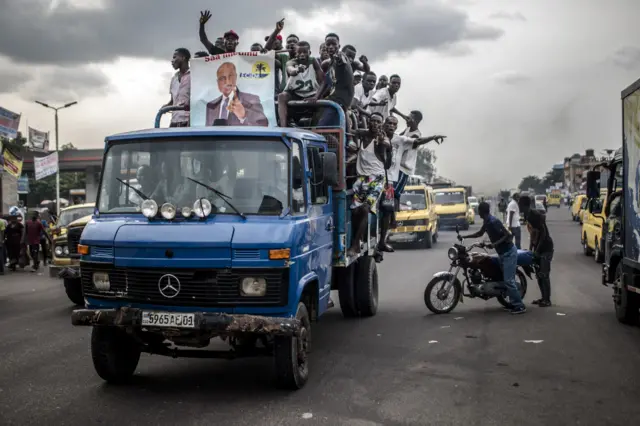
top-left (34, 101), bottom-right (77, 216)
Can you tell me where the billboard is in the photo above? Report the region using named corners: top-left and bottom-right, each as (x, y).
top-left (28, 126), bottom-right (50, 151)
top-left (0, 106), bottom-right (21, 139)
top-left (190, 51), bottom-right (275, 127)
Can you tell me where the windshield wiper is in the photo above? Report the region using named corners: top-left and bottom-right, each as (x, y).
top-left (117, 178), bottom-right (149, 201)
top-left (187, 177), bottom-right (246, 220)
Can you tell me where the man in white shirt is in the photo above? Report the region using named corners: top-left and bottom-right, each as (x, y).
top-left (352, 71), bottom-right (376, 127)
top-left (507, 193), bottom-right (522, 249)
top-left (383, 115), bottom-right (445, 242)
top-left (367, 74), bottom-right (409, 121)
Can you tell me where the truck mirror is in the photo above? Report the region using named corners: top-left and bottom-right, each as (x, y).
top-left (586, 171), bottom-right (600, 199)
top-left (320, 152), bottom-right (338, 187)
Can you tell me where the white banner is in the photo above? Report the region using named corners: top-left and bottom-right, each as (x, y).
top-left (34, 151), bottom-right (58, 181)
top-left (190, 51), bottom-right (275, 127)
top-left (28, 126), bottom-right (50, 151)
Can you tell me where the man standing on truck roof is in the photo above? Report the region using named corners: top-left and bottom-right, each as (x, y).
top-left (199, 10), bottom-right (239, 54)
top-left (164, 48), bottom-right (191, 128)
top-left (519, 195), bottom-right (554, 307)
top-left (349, 113), bottom-right (391, 256)
top-left (367, 75), bottom-right (408, 121)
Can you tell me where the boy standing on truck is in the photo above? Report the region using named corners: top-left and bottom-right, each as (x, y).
top-left (164, 48), bottom-right (191, 128)
top-left (348, 113), bottom-right (391, 256)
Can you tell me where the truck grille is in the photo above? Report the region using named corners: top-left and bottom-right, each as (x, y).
top-left (67, 227), bottom-right (84, 254)
top-left (81, 263), bottom-right (288, 307)
top-left (439, 214), bottom-right (461, 220)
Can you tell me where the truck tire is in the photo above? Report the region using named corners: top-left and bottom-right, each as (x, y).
top-left (274, 302), bottom-right (310, 390)
top-left (64, 278), bottom-right (84, 306)
top-left (424, 230), bottom-right (433, 249)
top-left (462, 222), bottom-right (470, 231)
top-left (614, 264), bottom-right (639, 325)
top-left (338, 263), bottom-right (358, 318)
top-left (91, 326), bottom-right (141, 384)
top-left (355, 256), bottom-right (379, 317)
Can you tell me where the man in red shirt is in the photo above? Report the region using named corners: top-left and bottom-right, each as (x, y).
top-left (25, 213), bottom-right (48, 270)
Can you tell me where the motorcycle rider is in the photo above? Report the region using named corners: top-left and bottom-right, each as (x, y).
top-left (459, 201), bottom-right (526, 314)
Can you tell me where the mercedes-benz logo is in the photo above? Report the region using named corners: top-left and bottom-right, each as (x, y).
top-left (158, 274), bottom-right (181, 298)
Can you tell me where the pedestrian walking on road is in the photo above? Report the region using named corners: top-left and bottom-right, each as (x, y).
top-left (520, 195), bottom-right (554, 307)
top-left (507, 193), bottom-right (521, 249)
top-left (498, 198), bottom-right (507, 223)
top-left (25, 213), bottom-right (48, 271)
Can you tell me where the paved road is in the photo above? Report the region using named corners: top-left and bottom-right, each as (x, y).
top-left (2, 208), bottom-right (640, 425)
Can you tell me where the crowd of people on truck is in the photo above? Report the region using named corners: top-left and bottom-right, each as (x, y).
top-left (163, 12), bottom-right (447, 254)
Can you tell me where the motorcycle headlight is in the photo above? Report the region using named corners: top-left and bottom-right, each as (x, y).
top-left (141, 199), bottom-right (158, 218)
top-left (447, 247), bottom-right (458, 260)
top-left (160, 203), bottom-right (177, 220)
top-left (193, 199), bottom-right (212, 218)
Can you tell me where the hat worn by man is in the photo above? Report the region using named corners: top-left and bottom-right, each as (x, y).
top-left (224, 30), bottom-right (239, 40)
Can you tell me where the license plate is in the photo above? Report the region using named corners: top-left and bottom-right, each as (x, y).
top-left (141, 311), bottom-right (196, 328)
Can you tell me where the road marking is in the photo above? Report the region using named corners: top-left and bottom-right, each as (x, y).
top-left (302, 413), bottom-right (313, 419)
top-left (524, 340), bottom-right (544, 344)
top-left (556, 313), bottom-right (566, 316)
top-left (428, 340), bottom-right (438, 344)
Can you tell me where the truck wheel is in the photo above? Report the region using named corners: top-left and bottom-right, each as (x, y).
top-left (424, 230), bottom-right (433, 249)
top-left (583, 234), bottom-right (593, 256)
top-left (594, 239), bottom-right (604, 263)
top-left (614, 264), bottom-right (639, 325)
top-left (462, 222), bottom-right (470, 231)
top-left (338, 263), bottom-right (358, 318)
top-left (355, 256), bottom-right (379, 317)
top-left (64, 278), bottom-right (84, 306)
top-left (91, 327), bottom-right (141, 384)
top-left (274, 302), bottom-right (310, 390)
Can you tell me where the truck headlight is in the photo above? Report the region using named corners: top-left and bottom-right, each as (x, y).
top-left (92, 272), bottom-right (110, 291)
top-left (193, 198), bottom-right (212, 218)
top-left (55, 246), bottom-right (64, 256)
top-left (63, 246), bottom-right (70, 255)
top-left (160, 203), bottom-right (176, 220)
top-left (141, 199), bottom-right (158, 218)
top-left (240, 277), bottom-right (267, 296)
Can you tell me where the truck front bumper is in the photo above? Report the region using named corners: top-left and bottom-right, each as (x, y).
top-left (71, 307), bottom-right (302, 337)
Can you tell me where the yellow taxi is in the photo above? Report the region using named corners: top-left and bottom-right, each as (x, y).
top-left (571, 194), bottom-right (586, 222)
top-left (51, 203), bottom-right (95, 237)
top-left (389, 185), bottom-right (439, 248)
top-left (581, 189), bottom-right (609, 262)
top-left (433, 186), bottom-right (469, 230)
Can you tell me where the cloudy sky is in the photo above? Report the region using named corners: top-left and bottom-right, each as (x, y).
top-left (1, 0), bottom-right (640, 193)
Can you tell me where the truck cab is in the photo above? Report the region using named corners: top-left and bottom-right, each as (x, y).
top-left (70, 102), bottom-right (383, 390)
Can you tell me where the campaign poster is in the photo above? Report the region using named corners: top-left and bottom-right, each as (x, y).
top-left (28, 126), bottom-right (50, 151)
top-left (190, 51), bottom-right (276, 127)
top-left (34, 151), bottom-right (59, 180)
top-left (2, 148), bottom-right (23, 178)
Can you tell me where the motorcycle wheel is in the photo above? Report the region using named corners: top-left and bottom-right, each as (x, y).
top-left (424, 276), bottom-right (461, 314)
top-left (497, 270), bottom-right (528, 308)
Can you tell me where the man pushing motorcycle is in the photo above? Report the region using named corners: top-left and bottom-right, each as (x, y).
top-left (458, 201), bottom-right (527, 314)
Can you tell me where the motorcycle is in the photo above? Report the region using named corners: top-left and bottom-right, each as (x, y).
top-left (424, 228), bottom-right (536, 314)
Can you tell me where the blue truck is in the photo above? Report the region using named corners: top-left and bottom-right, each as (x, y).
top-left (71, 101), bottom-right (383, 389)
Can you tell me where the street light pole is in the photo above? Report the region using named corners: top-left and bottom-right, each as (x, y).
top-left (35, 100), bottom-right (77, 216)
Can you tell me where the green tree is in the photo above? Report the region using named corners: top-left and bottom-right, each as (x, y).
top-left (518, 175), bottom-right (543, 193)
top-left (414, 148), bottom-right (437, 182)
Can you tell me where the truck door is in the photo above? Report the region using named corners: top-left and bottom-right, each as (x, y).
top-left (306, 143), bottom-right (334, 313)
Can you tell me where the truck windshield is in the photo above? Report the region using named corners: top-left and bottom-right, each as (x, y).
top-left (400, 190), bottom-right (427, 210)
top-left (434, 192), bottom-right (464, 205)
top-left (98, 138), bottom-right (289, 216)
top-left (467, 196), bottom-right (478, 204)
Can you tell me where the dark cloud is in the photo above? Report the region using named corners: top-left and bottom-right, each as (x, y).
top-left (0, 69), bottom-right (32, 94)
top-left (489, 11), bottom-right (527, 21)
top-left (612, 46), bottom-right (640, 70)
top-left (22, 67), bottom-right (112, 103)
top-left (0, 0), bottom-right (504, 65)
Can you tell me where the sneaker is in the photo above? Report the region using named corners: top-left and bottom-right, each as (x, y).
top-left (538, 300), bottom-right (552, 307)
top-left (510, 306), bottom-right (527, 315)
top-left (531, 299), bottom-right (542, 305)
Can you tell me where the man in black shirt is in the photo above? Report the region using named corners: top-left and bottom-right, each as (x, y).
top-left (460, 202), bottom-right (526, 314)
top-left (520, 195), bottom-right (554, 307)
